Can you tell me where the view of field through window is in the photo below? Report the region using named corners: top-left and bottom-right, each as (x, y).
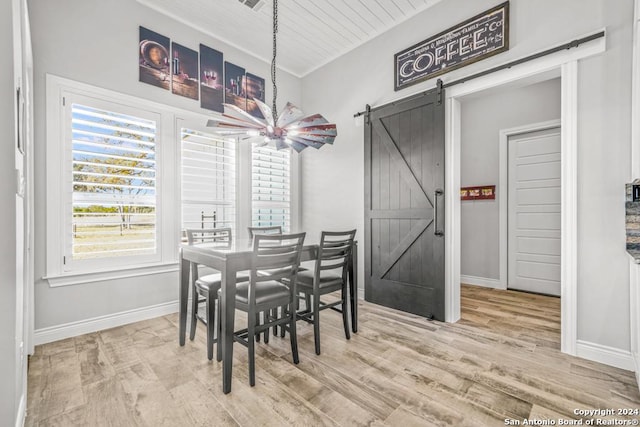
top-left (71, 104), bottom-right (157, 260)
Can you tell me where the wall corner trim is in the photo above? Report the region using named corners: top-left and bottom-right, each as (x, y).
top-left (634, 352), bottom-right (640, 390)
top-left (576, 340), bottom-right (635, 371)
top-left (33, 301), bottom-right (179, 346)
top-left (15, 393), bottom-right (25, 427)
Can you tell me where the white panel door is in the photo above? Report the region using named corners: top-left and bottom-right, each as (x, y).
top-left (508, 127), bottom-right (561, 296)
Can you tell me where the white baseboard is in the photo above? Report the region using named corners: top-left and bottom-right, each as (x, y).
top-left (15, 393), bottom-right (25, 427)
top-left (460, 275), bottom-right (504, 289)
top-left (576, 340), bottom-right (635, 371)
top-left (34, 301), bottom-right (179, 346)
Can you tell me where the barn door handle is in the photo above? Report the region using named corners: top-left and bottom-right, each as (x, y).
top-left (434, 189), bottom-right (444, 237)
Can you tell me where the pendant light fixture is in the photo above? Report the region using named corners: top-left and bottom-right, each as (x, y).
top-left (206, 0), bottom-right (337, 152)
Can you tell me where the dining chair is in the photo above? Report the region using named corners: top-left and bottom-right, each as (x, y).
top-left (247, 225), bottom-right (282, 239)
top-left (218, 232), bottom-right (306, 386)
top-left (187, 228), bottom-right (249, 360)
top-left (248, 224), bottom-right (284, 337)
top-left (295, 230), bottom-right (356, 355)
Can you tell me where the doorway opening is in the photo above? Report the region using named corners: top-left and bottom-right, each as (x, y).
top-left (443, 34), bottom-right (607, 356)
top-left (457, 78), bottom-right (562, 348)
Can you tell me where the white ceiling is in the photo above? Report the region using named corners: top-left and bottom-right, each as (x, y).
top-left (136, 0), bottom-right (443, 77)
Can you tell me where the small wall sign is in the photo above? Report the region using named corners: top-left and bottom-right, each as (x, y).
top-left (394, 2), bottom-right (509, 91)
top-left (461, 185), bottom-right (496, 201)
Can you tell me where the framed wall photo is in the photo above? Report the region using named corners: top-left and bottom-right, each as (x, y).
top-left (139, 27), bottom-right (170, 90)
top-left (245, 72), bottom-right (265, 118)
top-left (200, 44), bottom-right (224, 112)
top-left (461, 185), bottom-right (496, 200)
top-left (171, 42), bottom-right (199, 100)
top-left (224, 61), bottom-right (246, 110)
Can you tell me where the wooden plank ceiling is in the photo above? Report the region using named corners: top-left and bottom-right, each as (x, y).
top-left (136, 0), bottom-right (443, 77)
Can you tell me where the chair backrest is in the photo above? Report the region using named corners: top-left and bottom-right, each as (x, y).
top-left (316, 230), bottom-right (357, 280)
top-left (248, 225), bottom-right (282, 239)
top-left (186, 228), bottom-right (232, 245)
top-left (250, 233), bottom-right (306, 300)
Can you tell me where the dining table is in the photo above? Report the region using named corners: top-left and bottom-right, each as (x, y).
top-left (178, 237), bottom-right (358, 394)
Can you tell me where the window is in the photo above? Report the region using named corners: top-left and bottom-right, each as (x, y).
top-left (46, 77), bottom-right (170, 280)
top-left (46, 75), bottom-right (297, 285)
top-left (71, 103), bottom-right (157, 260)
top-left (252, 145), bottom-right (290, 231)
top-left (181, 128), bottom-right (236, 238)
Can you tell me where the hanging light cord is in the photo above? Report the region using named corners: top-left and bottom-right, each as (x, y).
top-left (271, 0), bottom-right (279, 122)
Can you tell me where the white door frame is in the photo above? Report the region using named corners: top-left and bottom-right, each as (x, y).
top-left (499, 119), bottom-right (562, 291)
top-left (444, 34), bottom-right (605, 356)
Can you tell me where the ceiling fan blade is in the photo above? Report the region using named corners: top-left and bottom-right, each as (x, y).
top-left (276, 102), bottom-right (305, 127)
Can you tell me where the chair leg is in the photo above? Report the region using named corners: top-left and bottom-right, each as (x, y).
top-left (206, 290), bottom-right (216, 361)
top-left (247, 312), bottom-right (256, 387)
top-left (288, 303), bottom-right (299, 364)
top-left (313, 293), bottom-right (321, 355)
top-left (271, 308), bottom-right (278, 336)
top-left (216, 299), bottom-right (222, 362)
top-left (264, 311), bottom-right (270, 344)
top-left (304, 294), bottom-right (311, 312)
top-left (189, 284), bottom-right (198, 341)
top-left (341, 285), bottom-right (351, 340)
top-left (255, 313), bottom-right (261, 342)
top-left (280, 305), bottom-right (286, 338)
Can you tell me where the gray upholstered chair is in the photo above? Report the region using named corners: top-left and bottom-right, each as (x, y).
top-left (218, 232), bottom-right (306, 386)
top-left (295, 230), bottom-right (356, 355)
top-left (187, 228), bottom-right (249, 360)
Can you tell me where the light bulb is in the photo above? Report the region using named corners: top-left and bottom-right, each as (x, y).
top-left (247, 130), bottom-right (260, 137)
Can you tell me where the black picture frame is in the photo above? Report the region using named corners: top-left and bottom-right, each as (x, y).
top-left (200, 44), bottom-right (224, 112)
top-left (245, 73), bottom-right (265, 119)
top-left (171, 42), bottom-right (199, 100)
top-left (139, 26), bottom-right (171, 90)
top-left (224, 61), bottom-right (246, 110)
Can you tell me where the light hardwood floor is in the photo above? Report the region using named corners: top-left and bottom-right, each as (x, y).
top-left (26, 285), bottom-right (640, 426)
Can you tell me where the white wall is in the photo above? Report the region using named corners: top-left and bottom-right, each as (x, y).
top-left (460, 78), bottom-right (561, 281)
top-left (28, 0), bottom-right (301, 331)
top-left (2, 0), bottom-right (20, 424)
top-left (301, 0), bottom-right (633, 352)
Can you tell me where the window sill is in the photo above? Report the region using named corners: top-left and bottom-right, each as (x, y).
top-left (43, 262), bottom-right (179, 288)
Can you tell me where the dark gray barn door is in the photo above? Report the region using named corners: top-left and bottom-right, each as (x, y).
top-left (364, 88), bottom-right (445, 320)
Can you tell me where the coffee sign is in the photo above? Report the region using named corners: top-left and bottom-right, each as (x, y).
top-left (394, 2), bottom-right (509, 91)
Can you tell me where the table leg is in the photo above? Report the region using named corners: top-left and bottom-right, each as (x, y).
top-left (179, 248), bottom-right (189, 346)
top-left (220, 268), bottom-right (237, 394)
top-left (350, 242), bottom-right (358, 333)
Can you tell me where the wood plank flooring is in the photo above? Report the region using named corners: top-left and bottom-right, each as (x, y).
top-left (26, 285), bottom-right (640, 426)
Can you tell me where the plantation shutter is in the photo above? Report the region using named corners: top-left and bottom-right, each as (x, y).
top-left (181, 129), bottom-right (236, 238)
top-left (71, 103), bottom-right (157, 260)
top-left (251, 145), bottom-right (290, 231)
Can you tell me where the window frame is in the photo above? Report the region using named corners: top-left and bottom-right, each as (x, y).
top-left (44, 75), bottom-right (300, 286)
top-left (45, 75), bottom-right (178, 285)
